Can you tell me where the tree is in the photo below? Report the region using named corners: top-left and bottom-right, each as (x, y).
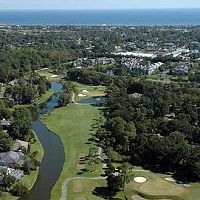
top-left (105, 162), bottom-right (115, 176)
top-left (3, 172), bottom-right (16, 188)
top-left (58, 93), bottom-right (71, 107)
top-left (118, 163), bottom-right (134, 192)
top-left (106, 174), bottom-right (123, 193)
top-left (10, 108), bottom-right (32, 140)
top-left (11, 183), bottom-right (29, 197)
top-left (0, 131), bottom-right (13, 152)
top-left (105, 117), bottom-right (136, 153)
top-left (106, 162), bottom-right (134, 196)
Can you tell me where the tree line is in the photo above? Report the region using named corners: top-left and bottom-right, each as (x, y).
top-left (3, 74), bottom-right (50, 106)
top-left (96, 77), bottom-right (200, 182)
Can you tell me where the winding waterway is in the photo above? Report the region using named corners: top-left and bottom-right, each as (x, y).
top-left (20, 83), bottom-right (106, 200)
top-left (21, 82), bottom-right (65, 200)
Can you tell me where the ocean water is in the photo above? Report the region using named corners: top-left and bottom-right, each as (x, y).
top-left (0, 9), bottom-right (200, 25)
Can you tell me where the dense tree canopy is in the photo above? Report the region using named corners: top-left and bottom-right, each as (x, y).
top-left (97, 77), bottom-right (200, 181)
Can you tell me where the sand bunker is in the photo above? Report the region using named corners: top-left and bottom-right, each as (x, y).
top-left (50, 75), bottom-right (58, 78)
top-left (82, 90), bottom-right (89, 93)
top-left (78, 94), bottom-right (86, 97)
top-left (134, 177), bottom-right (147, 183)
top-left (164, 177), bottom-right (176, 182)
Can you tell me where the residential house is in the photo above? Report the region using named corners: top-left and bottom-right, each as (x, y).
top-left (0, 166), bottom-right (24, 182)
top-left (0, 151), bottom-right (30, 167)
top-left (11, 140), bottom-right (29, 151)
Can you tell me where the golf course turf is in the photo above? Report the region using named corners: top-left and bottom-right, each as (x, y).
top-left (43, 103), bottom-right (102, 200)
top-left (42, 83), bottom-right (200, 200)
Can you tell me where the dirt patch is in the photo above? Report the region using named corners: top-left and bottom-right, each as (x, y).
top-left (74, 197), bottom-right (86, 200)
top-left (132, 195), bottom-right (148, 200)
top-left (73, 179), bottom-right (83, 193)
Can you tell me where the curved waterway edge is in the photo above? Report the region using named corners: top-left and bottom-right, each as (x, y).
top-left (21, 82), bottom-right (65, 200)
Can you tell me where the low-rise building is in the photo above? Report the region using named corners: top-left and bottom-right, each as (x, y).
top-left (0, 151), bottom-right (30, 167)
top-left (11, 140), bottom-right (29, 151)
top-left (0, 166), bottom-right (24, 182)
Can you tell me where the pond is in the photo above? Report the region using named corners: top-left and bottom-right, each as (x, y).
top-left (78, 96), bottom-right (106, 105)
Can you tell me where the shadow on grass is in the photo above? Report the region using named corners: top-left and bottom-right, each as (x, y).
top-left (93, 186), bottom-right (119, 199)
top-left (77, 168), bottom-right (90, 175)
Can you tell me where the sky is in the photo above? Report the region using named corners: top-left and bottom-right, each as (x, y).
top-left (0, 0), bottom-right (200, 10)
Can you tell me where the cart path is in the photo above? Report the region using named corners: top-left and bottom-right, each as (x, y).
top-left (60, 169), bottom-right (148, 200)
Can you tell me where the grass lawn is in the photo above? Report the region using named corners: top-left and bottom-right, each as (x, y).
top-left (35, 89), bottom-right (53, 105)
top-left (3, 133), bottom-right (44, 200)
top-left (42, 103), bottom-right (103, 200)
top-left (73, 82), bottom-right (106, 101)
top-left (37, 69), bottom-right (62, 82)
top-left (146, 74), bottom-right (188, 83)
top-left (125, 170), bottom-right (200, 200)
top-left (68, 179), bottom-right (106, 200)
top-left (41, 82), bottom-right (200, 200)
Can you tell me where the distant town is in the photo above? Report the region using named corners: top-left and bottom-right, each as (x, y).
top-left (0, 25), bottom-right (200, 200)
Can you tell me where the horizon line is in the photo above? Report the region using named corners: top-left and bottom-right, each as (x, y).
top-left (1, 7), bottom-right (200, 11)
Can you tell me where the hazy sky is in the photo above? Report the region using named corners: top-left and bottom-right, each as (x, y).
top-left (1, 0), bottom-right (200, 10)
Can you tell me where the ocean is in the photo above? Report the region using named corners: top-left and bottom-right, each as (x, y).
top-left (0, 9), bottom-right (200, 25)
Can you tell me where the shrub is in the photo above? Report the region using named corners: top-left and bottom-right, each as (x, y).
top-left (11, 183), bottom-right (28, 197)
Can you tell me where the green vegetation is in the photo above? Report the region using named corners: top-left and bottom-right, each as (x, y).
top-left (20, 132), bottom-right (44, 188)
top-left (1, 25), bottom-right (200, 200)
top-left (43, 103), bottom-right (102, 200)
top-left (3, 132), bottom-right (44, 200)
top-left (0, 86), bottom-right (5, 98)
top-left (68, 179), bottom-right (106, 200)
top-left (146, 74), bottom-right (189, 83)
top-left (8, 89), bottom-right (53, 112)
top-left (125, 171), bottom-right (200, 200)
top-left (4, 74), bottom-right (50, 106)
top-left (73, 82), bottom-right (106, 100)
top-left (37, 69), bottom-right (62, 82)
top-left (35, 89), bottom-right (53, 105)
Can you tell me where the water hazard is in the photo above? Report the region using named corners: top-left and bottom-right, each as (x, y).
top-left (21, 82), bottom-right (65, 200)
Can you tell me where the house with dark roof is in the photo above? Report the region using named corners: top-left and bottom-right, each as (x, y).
top-left (0, 151), bottom-right (30, 167)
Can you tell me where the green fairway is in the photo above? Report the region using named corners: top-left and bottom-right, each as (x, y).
top-left (37, 69), bottom-right (62, 82)
top-left (73, 82), bottom-right (106, 101)
top-left (42, 83), bottom-right (200, 200)
top-left (43, 103), bottom-right (102, 200)
top-left (125, 170), bottom-right (200, 200)
top-left (68, 179), bottom-right (106, 200)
